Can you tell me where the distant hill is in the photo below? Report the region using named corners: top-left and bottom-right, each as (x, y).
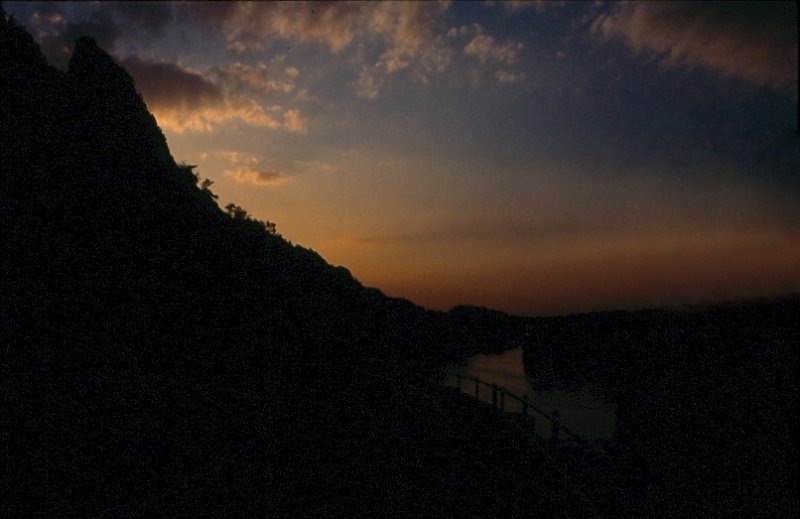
top-left (521, 297), bottom-right (798, 516)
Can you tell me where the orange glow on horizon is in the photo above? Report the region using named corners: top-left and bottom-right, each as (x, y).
top-left (334, 229), bottom-right (800, 316)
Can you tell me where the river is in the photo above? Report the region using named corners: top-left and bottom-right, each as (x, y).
top-left (445, 347), bottom-right (616, 440)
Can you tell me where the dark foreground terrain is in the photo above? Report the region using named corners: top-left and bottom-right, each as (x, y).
top-left (523, 299), bottom-right (798, 516)
top-left (1, 9), bottom-right (588, 517)
top-left (2, 6), bottom-right (795, 517)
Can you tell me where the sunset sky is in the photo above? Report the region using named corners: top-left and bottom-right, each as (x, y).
top-left (8, 1), bottom-right (799, 315)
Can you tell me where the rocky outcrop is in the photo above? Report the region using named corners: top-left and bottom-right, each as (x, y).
top-left (66, 36), bottom-right (176, 173)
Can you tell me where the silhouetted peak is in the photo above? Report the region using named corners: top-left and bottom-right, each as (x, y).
top-left (73, 35), bottom-right (100, 53)
top-left (65, 36), bottom-right (175, 171)
top-left (1, 1), bottom-right (8, 29)
top-left (68, 36), bottom-right (135, 91)
top-left (0, 4), bottom-right (49, 70)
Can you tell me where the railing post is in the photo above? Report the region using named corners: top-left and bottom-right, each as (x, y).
top-left (551, 420), bottom-right (560, 441)
top-left (442, 373), bottom-right (586, 444)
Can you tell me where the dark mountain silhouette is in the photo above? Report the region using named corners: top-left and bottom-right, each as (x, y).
top-left (1, 8), bottom-right (591, 517)
top-left (4, 6), bottom-right (796, 517)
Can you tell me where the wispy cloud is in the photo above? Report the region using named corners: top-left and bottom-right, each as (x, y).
top-left (225, 167), bottom-right (286, 187)
top-left (207, 61), bottom-right (297, 95)
top-left (20, 1), bottom-right (528, 99)
top-left (449, 24), bottom-right (525, 85)
top-left (463, 32), bottom-right (523, 66)
top-left (185, 2), bottom-right (449, 60)
top-left (292, 159), bottom-right (334, 175)
top-left (591, 2), bottom-right (797, 90)
top-left (282, 108), bottom-right (308, 134)
top-left (355, 66), bottom-right (382, 99)
top-left (495, 70), bottom-right (523, 84)
top-left (213, 150), bottom-right (287, 187)
top-left (497, 1), bottom-right (567, 13)
top-left (179, 2), bottom-right (455, 98)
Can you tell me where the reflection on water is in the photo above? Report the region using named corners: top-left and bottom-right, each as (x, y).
top-left (446, 347), bottom-right (616, 440)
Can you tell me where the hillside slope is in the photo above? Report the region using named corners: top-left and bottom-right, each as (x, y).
top-left (2, 10), bottom-right (591, 517)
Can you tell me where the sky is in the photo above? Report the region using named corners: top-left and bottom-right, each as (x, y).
top-left (7, 1), bottom-right (799, 315)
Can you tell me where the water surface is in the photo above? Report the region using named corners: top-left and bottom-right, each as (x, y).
top-left (446, 347), bottom-right (616, 439)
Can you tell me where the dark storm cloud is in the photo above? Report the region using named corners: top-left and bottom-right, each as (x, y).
top-left (593, 2), bottom-right (797, 90)
top-left (120, 56), bottom-right (266, 133)
top-left (121, 56), bottom-right (224, 113)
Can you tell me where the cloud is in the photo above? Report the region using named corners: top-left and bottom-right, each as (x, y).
top-left (215, 151), bottom-right (286, 186)
top-left (183, 2), bottom-right (449, 58)
top-left (17, 2), bottom-right (313, 136)
top-left (591, 2), bottom-right (798, 90)
top-left (224, 3), bottom-right (363, 53)
top-left (370, 2), bottom-right (452, 75)
top-left (121, 56), bottom-right (307, 134)
top-left (155, 99), bottom-right (304, 134)
top-left (292, 159), bottom-right (334, 175)
top-left (18, 5), bottom-right (291, 133)
top-left (103, 2), bottom-right (175, 38)
top-left (207, 61), bottom-right (297, 95)
top-left (19, 5), bottom-right (306, 133)
top-left (183, 3), bottom-right (366, 53)
top-left (495, 70), bottom-right (522, 84)
top-left (283, 108), bottom-right (308, 134)
top-left (463, 31), bottom-right (523, 66)
top-left (18, 2), bottom-right (522, 100)
top-left (355, 67), bottom-right (382, 99)
top-left (180, 2), bottom-right (453, 98)
top-left (225, 168), bottom-right (286, 186)
top-left (121, 56), bottom-right (224, 112)
top-left (448, 24), bottom-right (524, 86)
top-left (502, 0), bottom-right (566, 11)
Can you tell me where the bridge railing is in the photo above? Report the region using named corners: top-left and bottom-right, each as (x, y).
top-left (444, 372), bottom-right (606, 516)
top-left (445, 372), bottom-right (584, 442)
